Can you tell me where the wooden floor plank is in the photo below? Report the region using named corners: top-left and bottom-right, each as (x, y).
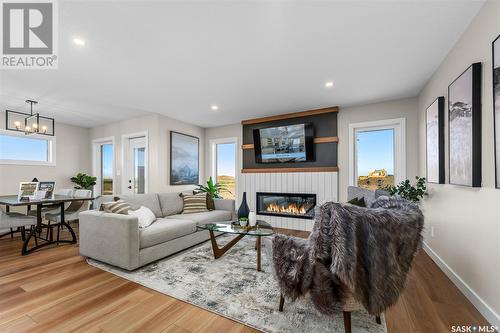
top-left (0, 225), bottom-right (491, 333)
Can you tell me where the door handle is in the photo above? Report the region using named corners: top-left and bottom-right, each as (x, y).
top-left (128, 186), bottom-right (132, 189)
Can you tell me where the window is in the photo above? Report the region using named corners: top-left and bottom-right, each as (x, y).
top-left (211, 138), bottom-right (237, 200)
top-left (0, 131), bottom-right (55, 165)
top-left (100, 144), bottom-right (114, 195)
top-left (349, 118), bottom-right (406, 189)
top-left (93, 137), bottom-right (114, 195)
top-left (356, 129), bottom-right (394, 189)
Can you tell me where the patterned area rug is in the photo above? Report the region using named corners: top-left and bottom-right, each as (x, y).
top-left (88, 235), bottom-right (387, 333)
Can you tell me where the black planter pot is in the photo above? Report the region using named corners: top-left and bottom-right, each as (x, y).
top-left (237, 192), bottom-right (250, 220)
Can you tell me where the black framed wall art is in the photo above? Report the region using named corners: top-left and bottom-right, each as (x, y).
top-left (493, 35), bottom-right (500, 188)
top-left (448, 62), bottom-right (482, 187)
top-left (426, 96), bottom-right (445, 184)
top-left (170, 131), bottom-right (199, 185)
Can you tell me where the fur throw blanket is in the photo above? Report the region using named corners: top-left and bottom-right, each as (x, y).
top-left (271, 196), bottom-right (424, 315)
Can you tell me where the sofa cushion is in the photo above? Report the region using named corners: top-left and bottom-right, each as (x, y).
top-left (129, 206), bottom-right (156, 228)
top-left (139, 218), bottom-right (197, 249)
top-left (166, 210), bottom-right (232, 225)
top-left (158, 192), bottom-right (184, 217)
top-left (181, 193), bottom-right (209, 214)
top-left (117, 194), bottom-right (162, 218)
top-left (100, 199), bottom-right (130, 215)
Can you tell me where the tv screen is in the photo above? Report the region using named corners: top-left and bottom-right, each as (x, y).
top-left (253, 123), bottom-right (314, 163)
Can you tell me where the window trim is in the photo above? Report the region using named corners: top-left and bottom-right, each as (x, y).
top-left (210, 137), bottom-right (238, 197)
top-left (92, 136), bottom-right (115, 196)
top-left (348, 118), bottom-right (406, 187)
top-left (0, 129), bottom-right (56, 166)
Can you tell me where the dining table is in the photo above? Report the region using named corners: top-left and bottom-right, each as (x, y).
top-left (0, 194), bottom-right (94, 255)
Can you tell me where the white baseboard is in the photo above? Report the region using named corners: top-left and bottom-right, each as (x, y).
top-left (423, 242), bottom-right (500, 328)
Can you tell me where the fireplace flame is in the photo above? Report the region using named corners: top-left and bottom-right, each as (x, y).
top-left (266, 202), bottom-right (307, 215)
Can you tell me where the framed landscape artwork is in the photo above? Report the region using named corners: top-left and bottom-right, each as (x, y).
top-left (448, 62), bottom-right (482, 187)
top-left (426, 97), bottom-right (445, 184)
top-left (170, 131), bottom-right (199, 185)
top-left (493, 35), bottom-right (500, 188)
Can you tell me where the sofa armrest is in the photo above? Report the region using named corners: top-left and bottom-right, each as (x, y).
top-left (79, 210), bottom-right (140, 270)
top-left (214, 198), bottom-right (236, 220)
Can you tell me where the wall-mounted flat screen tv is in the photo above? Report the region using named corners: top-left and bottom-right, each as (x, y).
top-left (253, 123), bottom-right (314, 163)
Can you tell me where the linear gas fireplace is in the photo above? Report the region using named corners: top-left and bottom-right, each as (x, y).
top-left (256, 192), bottom-right (317, 219)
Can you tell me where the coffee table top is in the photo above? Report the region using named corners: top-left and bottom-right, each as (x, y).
top-left (197, 221), bottom-right (274, 236)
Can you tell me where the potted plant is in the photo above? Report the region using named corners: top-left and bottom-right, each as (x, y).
top-left (196, 176), bottom-right (229, 199)
top-left (384, 176), bottom-right (427, 202)
top-left (238, 217), bottom-right (249, 227)
top-left (70, 172), bottom-right (97, 190)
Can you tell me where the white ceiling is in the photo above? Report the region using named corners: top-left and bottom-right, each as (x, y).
top-left (0, 0), bottom-right (484, 128)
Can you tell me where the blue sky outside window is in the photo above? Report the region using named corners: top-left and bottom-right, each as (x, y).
top-left (216, 143), bottom-right (236, 177)
top-left (0, 134), bottom-right (49, 161)
top-left (356, 129), bottom-right (394, 176)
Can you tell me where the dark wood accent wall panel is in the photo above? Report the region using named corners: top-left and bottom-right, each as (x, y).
top-left (242, 109), bottom-right (338, 171)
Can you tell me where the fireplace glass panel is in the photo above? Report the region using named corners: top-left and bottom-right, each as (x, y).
top-left (256, 192), bottom-right (316, 219)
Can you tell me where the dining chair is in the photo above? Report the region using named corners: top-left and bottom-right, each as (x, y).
top-left (45, 189), bottom-right (92, 242)
top-left (27, 189), bottom-right (75, 239)
top-left (0, 209), bottom-right (38, 243)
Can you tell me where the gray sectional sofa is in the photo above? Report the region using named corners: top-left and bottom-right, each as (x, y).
top-left (79, 192), bottom-right (235, 270)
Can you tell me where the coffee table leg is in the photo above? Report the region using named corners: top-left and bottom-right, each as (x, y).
top-left (208, 230), bottom-right (245, 259)
top-left (256, 236), bottom-right (262, 271)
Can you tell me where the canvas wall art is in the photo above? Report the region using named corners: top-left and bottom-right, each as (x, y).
top-left (448, 62), bottom-right (482, 187)
top-left (170, 131), bottom-right (199, 185)
top-left (493, 35), bottom-right (500, 188)
top-left (426, 97), bottom-right (445, 184)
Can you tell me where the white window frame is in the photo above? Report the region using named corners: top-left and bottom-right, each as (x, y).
top-left (0, 129), bottom-right (56, 166)
top-left (348, 118), bottom-right (406, 186)
top-left (92, 136), bottom-right (115, 196)
top-left (210, 137), bottom-right (238, 195)
top-left (121, 131), bottom-right (149, 194)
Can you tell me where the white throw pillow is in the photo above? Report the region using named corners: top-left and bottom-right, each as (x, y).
top-left (129, 206), bottom-right (156, 228)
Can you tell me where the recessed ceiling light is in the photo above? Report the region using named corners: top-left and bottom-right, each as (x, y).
top-left (211, 105), bottom-right (219, 111)
top-left (73, 38), bottom-right (85, 46)
top-left (325, 81), bottom-right (334, 88)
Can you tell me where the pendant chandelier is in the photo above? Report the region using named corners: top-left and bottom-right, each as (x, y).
top-left (5, 100), bottom-right (55, 136)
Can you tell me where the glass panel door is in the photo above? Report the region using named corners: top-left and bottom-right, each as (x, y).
top-left (133, 146), bottom-right (145, 194)
top-left (127, 137), bottom-right (147, 194)
top-left (100, 143), bottom-right (113, 195)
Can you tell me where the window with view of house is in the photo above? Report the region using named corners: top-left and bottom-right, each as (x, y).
top-left (0, 132), bottom-right (54, 164)
top-left (356, 129), bottom-right (395, 190)
top-left (212, 139), bottom-right (237, 200)
top-left (350, 118), bottom-right (405, 190)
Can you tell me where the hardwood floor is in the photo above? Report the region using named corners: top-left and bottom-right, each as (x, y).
top-left (0, 225), bottom-right (490, 332)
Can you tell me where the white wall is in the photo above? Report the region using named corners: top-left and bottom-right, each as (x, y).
top-left (417, 0), bottom-right (500, 325)
top-left (90, 113), bottom-right (205, 194)
top-left (338, 98), bottom-right (420, 201)
top-left (0, 114), bottom-right (91, 196)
